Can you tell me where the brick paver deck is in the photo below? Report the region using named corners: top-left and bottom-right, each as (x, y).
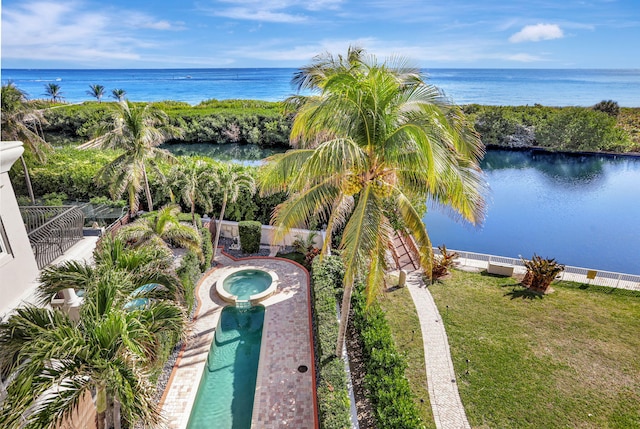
top-left (159, 252), bottom-right (317, 429)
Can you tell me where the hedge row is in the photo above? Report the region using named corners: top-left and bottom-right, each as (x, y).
top-left (238, 221), bottom-right (262, 253)
top-left (311, 256), bottom-right (352, 429)
top-left (351, 284), bottom-right (423, 429)
top-left (176, 227), bottom-right (213, 312)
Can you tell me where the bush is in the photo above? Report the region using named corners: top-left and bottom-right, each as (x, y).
top-left (593, 100), bottom-right (620, 117)
top-left (238, 220), bottom-right (261, 253)
top-left (351, 284), bottom-right (423, 428)
top-left (176, 250), bottom-right (201, 312)
top-left (200, 227), bottom-right (213, 271)
top-left (311, 257), bottom-right (351, 429)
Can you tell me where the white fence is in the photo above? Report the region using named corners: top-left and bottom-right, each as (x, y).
top-left (435, 248), bottom-right (640, 292)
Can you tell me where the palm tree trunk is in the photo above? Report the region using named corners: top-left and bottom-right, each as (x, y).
top-left (142, 165), bottom-right (154, 212)
top-left (212, 192), bottom-right (228, 261)
top-left (191, 200), bottom-right (197, 228)
top-left (335, 282), bottom-right (354, 357)
top-left (95, 384), bottom-right (107, 429)
top-left (20, 155), bottom-right (36, 204)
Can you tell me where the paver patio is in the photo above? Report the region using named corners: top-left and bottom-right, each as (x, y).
top-left (159, 252), bottom-right (318, 429)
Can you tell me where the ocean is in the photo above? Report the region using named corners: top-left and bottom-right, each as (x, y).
top-left (2, 68), bottom-right (640, 107)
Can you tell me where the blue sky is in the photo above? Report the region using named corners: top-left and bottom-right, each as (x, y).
top-left (1, 0), bottom-right (638, 69)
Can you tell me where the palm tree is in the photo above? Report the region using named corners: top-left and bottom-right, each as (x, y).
top-left (87, 84), bottom-right (106, 102)
top-left (1, 82), bottom-right (51, 203)
top-left (167, 157), bottom-right (217, 227)
top-left (44, 82), bottom-right (64, 102)
top-left (81, 100), bottom-right (182, 214)
top-left (111, 88), bottom-right (127, 102)
top-left (260, 47), bottom-right (486, 355)
top-left (210, 163), bottom-right (256, 260)
top-left (0, 270), bottom-right (186, 429)
top-left (117, 204), bottom-right (204, 262)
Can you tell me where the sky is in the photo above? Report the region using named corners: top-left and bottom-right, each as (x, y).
top-left (1, 0), bottom-right (639, 69)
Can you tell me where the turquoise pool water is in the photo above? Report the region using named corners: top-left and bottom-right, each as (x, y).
top-left (186, 305), bottom-right (265, 429)
top-left (222, 270), bottom-right (272, 300)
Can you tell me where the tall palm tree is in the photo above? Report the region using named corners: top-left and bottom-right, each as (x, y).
top-left (82, 100), bottom-right (182, 214)
top-left (260, 47), bottom-right (486, 355)
top-left (111, 88), bottom-right (127, 102)
top-left (210, 163), bottom-right (256, 260)
top-left (0, 270), bottom-right (186, 429)
top-left (167, 157), bottom-right (217, 227)
top-left (117, 204), bottom-right (204, 262)
top-left (87, 84), bottom-right (106, 102)
top-left (44, 83), bottom-right (64, 102)
top-left (1, 82), bottom-right (51, 203)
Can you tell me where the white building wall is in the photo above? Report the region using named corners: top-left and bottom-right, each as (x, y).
top-left (0, 141), bottom-right (40, 320)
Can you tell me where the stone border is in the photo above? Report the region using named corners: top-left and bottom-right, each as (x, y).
top-left (215, 265), bottom-right (279, 305)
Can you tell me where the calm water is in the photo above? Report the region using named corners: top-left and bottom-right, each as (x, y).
top-left (424, 150), bottom-right (640, 274)
top-left (3, 68), bottom-right (640, 106)
top-left (187, 305), bottom-right (264, 429)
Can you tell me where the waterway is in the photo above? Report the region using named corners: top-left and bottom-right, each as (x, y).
top-left (165, 144), bottom-right (640, 275)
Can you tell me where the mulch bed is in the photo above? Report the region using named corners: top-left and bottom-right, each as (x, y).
top-left (346, 310), bottom-right (377, 429)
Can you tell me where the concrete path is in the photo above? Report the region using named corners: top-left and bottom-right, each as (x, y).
top-left (405, 271), bottom-right (471, 429)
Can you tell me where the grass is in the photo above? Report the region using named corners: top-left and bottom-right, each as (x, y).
top-left (378, 285), bottom-right (436, 429)
top-left (427, 270), bottom-right (640, 429)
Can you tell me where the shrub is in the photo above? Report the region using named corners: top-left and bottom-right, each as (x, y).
top-left (351, 284), bottom-right (423, 428)
top-left (432, 244), bottom-right (458, 279)
top-left (200, 227), bottom-right (213, 271)
top-left (311, 257), bottom-right (351, 429)
top-left (521, 254), bottom-right (565, 293)
top-left (176, 250), bottom-right (201, 312)
top-left (238, 220), bottom-right (261, 253)
top-left (593, 100), bottom-right (620, 117)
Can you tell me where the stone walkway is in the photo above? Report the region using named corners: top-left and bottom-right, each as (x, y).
top-left (159, 252), bottom-right (318, 429)
top-left (405, 271), bottom-right (471, 429)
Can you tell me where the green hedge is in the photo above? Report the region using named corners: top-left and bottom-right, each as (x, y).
top-left (176, 250), bottom-right (201, 312)
top-left (200, 227), bottom-right (213, 271)
top-left (351, 284), bottom-right (423, 429)
top-left (238, 221), bottom-right (261, 253)
top-left (311, 257), bottom-right (352, 429)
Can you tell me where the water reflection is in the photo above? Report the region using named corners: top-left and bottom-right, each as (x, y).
top-left (162, 142), bottom-right (286, 166)
top-left (425, 149), bottom-right (640, 274)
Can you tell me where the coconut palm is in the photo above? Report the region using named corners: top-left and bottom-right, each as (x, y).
top-left (43, 83), bottom-right (64, 102)
top-left (87, 84), bottom-right (106, 102)
top-left (1, 82), bottom-right (51, 203)
top-left (210, 163), bottom-right (256, 260)
top-left (0, 269), bottom-right (186, 429)
top-left (37, 236), bottom-right (185, 306)
top-left (166, 157), bottom-right (217, 227)
top-left (82, 100), bottom-right (182, 214)
top-left (260, 47), bottom-right (486, 355)
top-left (111, 88), bottom-right (127, 102)
top-left (117, 204), bottom-right (204, 262)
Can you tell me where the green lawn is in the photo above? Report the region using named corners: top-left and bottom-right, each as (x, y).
top-left (378, 286), bottom-right (436, 429)
top-left (426, 271), bottom-right (640, 429)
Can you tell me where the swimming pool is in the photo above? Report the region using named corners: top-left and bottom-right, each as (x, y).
top-left (216, 268), bottom-right (278, 305)
top-left (186, 305), bottom-right (265, 429)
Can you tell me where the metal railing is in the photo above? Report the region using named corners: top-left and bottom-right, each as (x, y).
top-left (20, 206), bottom-right (85, 269)
top-left (434, 247), bottom-right (640, 292)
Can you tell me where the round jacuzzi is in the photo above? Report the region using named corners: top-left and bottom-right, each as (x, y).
top-left (216, 267), bottom-right (278, 305)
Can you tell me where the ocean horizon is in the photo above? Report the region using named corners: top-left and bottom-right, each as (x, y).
top-left (3, 68), bottom-right (640, 107)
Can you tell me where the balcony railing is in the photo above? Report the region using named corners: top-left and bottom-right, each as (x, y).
top-left (20, 206), bottom-right (85, 269)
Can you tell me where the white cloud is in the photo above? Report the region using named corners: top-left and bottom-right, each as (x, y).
top-left (506, 53), bottom-right (544, 62)
top-left (206, 0), bottom-right (344, 23)
top-left (509, 23), bottom-right (564, 43)
top-left (214, 7), bottom-right (307, 23)
top-left (1, 1), bottom-right (185, 65)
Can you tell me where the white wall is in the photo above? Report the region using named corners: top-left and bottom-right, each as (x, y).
top-left (215, 220), bottom-right (324, 249)
top-left (0, 142), bottom-right (40, 320)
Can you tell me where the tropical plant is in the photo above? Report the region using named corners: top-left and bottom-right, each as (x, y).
top-left (593, 100), bottom-right (620, 117)
top-left (87, 84), bottom-right (106, 102)
top-left (44, 83), bottom-right (64, 102)
top-left (292, 232), bottom-right (320, 268)
top-left (117, 204), bottom-right (204, 262)
top-left (111, 88), bottom-right (127, 102)
top-left (210, 163), bottom-right (256, 260)
top-left (259, 47), bottom-right (486, 355)
top-left (432, 244), bottom-right (459, 279)
top-left (0, 269), bottom-right (186, 429)
top-left (1, 82), bottom-right (51, 203)
top-left (82, 100), bottom-right (182, 213)
top-left (166, 157), bottom-right (217, 227)
top-left (521, 254), bottom-right (565, 293)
